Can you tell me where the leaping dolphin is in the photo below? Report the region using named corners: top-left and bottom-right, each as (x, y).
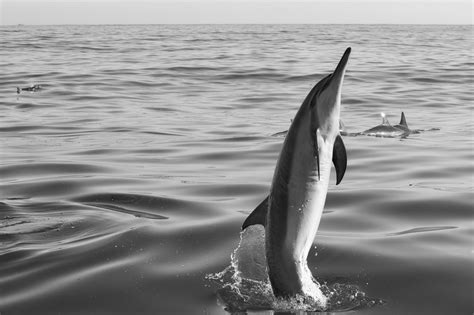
top-left (242, 48), bottom-right (351, 307)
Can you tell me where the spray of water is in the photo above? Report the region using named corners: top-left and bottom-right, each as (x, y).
top-left (206, 225), bottom-right (383, 312)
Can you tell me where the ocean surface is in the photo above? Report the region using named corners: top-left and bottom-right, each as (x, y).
top-left (0, 24), bottom-right (472, 314)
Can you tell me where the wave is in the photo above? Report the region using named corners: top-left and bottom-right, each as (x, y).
top-left (1, 24), bottom-right (472, 314)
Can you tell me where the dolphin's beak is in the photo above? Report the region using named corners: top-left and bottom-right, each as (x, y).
top-left (331, 47), bottom-right (351, 87)
top-left (314, 47), bottom-right (351, 128)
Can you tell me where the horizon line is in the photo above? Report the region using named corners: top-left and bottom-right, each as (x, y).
top-left (2, 22), bottom-right (472, 26)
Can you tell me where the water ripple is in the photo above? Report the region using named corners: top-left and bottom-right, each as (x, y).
top-left (0, 24), bottom-right (472, 315)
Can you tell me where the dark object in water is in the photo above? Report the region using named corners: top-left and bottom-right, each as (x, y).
top-left (17, 84), bottom-right (42, 94)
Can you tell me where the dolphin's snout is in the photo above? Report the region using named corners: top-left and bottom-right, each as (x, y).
top-left (331, 47), bottom-right (351, 87)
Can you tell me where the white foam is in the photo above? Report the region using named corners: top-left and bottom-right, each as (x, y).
top-left (233, 225), bottom-right (327, 308)
top-left (207, 225), bottom-right (331, 311)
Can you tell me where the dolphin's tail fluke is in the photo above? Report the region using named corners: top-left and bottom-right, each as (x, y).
top-left (399, 112), bottom-right (408, 127)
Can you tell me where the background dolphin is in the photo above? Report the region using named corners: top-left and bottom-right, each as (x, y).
top-left (361, 112), bottom-right (407, 137)
top-left (340, 111), bottom-right (439, 138)
top-left (242, 48), bottom-right (351, 307)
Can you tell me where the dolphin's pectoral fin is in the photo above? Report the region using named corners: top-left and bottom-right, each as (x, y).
top-left (333, 135), bottom-right (347, 185)
top-left (242, 196), bottom-right (268, 230)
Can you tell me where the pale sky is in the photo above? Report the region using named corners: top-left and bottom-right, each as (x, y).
top-left (1, 0), bottom-right (472, 25)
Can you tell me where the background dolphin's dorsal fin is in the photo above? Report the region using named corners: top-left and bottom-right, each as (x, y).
top-left (242, 196), bottom-right (268, 229)
top-left (399, 112), bottom-right (408, 127)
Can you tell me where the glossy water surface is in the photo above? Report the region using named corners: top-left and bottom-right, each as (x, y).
top-left (0, 24), bottom-right (473, 314)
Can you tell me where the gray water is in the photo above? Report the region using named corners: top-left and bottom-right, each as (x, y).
top-left (0, 24), bottom-right (473, 314)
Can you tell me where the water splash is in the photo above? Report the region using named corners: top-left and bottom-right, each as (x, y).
top-left (207, 225), bottom-right (383, 312)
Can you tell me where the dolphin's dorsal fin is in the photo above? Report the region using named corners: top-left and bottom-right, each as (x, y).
top-left (399, 112), bottom-right (408, 127)
top-left (333, 135), bottom-right (347, 185)
top-left (242, 196), bottom-right (268, 230)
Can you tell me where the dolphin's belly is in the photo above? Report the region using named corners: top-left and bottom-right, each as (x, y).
top-left (284, 163), bottom-right (331, 263)
top-left (266, 151), bottom-right (331, 299)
